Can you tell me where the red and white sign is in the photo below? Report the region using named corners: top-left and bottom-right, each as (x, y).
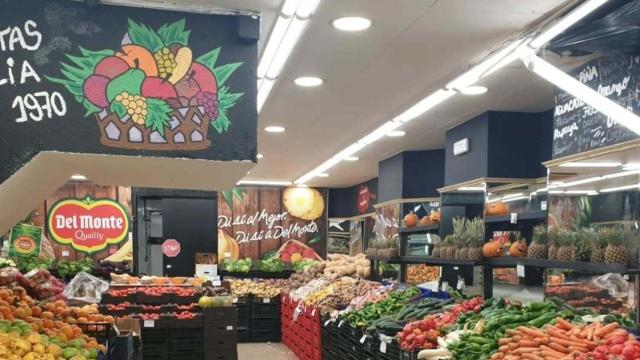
top-left (358, 185), bottom-right (370, 214)
top-left (48, 196), bottom-right (129, 253)
top-left (162, 239), bottom-right (181, 257)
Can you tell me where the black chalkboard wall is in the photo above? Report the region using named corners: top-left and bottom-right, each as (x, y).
top-left (553, 55), bottom-right (640, 158)
top-left (0, 0), bottom-right (257, 184)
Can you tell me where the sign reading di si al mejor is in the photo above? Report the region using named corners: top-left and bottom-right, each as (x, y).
top-left (47, 196), bottom-right (129, 253)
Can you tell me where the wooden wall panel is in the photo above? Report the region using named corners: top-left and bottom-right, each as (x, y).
top-left (258, 187), bottom-right (282, 258)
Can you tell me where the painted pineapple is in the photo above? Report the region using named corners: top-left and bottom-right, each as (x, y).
top-left (604, 227), bottom-right (629, 265)
top-left (528, 225), bottom-right (547, 259)
top-left (555, 230), bottom-right (576, 262)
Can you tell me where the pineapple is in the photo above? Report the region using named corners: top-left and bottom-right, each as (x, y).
top-left (452, 217), bottom-right (467, 259)
top-left (466, 217), bottom-right (484, 261)
top-left (590, 228), bottom-right (606, 263)
top-left (528, 225), bottom-right (547, 259)
top-left (547, 228), bottom-right (559, 260)
top-left (624, 227), bottom-right (639, 268)
top-left (431, 242), bottom-right (441, 258)
top-left (604, 227), bottom-right (629, 265)
top-left (555, 230), bottom-right (576, 262)
top-left (575, 229), bottom-right (593, 262)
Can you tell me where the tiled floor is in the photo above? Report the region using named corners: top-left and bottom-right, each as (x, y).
top-left (237, 343), bottom-right (297, 360)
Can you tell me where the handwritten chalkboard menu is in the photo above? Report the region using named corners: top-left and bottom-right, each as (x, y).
top-left (552, 56), bottom-right (640, 158)
top-left (0, 0), bottom-right (256, 185)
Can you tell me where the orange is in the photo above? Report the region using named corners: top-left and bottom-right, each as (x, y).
top-left (41, 311), bottom-right (54, 319)
top-left (31, 306), bottom-right (41, 317)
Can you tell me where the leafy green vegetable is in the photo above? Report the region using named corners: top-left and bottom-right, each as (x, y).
top-left (257, 258), bottom-right (284, 272)
top-left (292, 259), bottom-right (317, 272)
top-left (13, 254), bottom-right (53, 273)
top-left (56, 258), bottom-right (94, 279)
top-left (224, 258), bottom-right (253, 273)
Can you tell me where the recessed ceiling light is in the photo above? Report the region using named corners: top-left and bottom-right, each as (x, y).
top-left (237, 180), bottom-right (292, 186)
top-left (387, 130), bottom-right (405, 137)
top-left (294, 76), bottom-right (323, 87)
top-left (343, 156), bottom-right (359, 161)
top-left (70, 174), bottom-right (87, 181)
top-left (332, 16), bottom-right (372, 32)
top-left (460, 86), bottom-right (488, 95)
top-left (265, 126), bottom-right (286, 133)
top-left (256, 153), bottom-right (264, 159)
top-left (316, 173), bottom-right (330, 177)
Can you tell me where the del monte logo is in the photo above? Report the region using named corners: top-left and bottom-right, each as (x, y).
top-left (48, 195), bottom-right (129, 253)
top-left (47, 19), bottom-right (243, 150)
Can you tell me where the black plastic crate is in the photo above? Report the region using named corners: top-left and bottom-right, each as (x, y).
top-left (102, 293), bottom-right (136, 304)
top-left (237, 303), bottom-right (251, 318)
top-left (238, 328), bottom-right (250, 343)
top-left (171, 294), bottom-right (200, 305)
top-left (168, 351), bottom-right (202, 360)
top-left (376, 338), bottom-right (402, 360)
top-left (250, 317), bottom-right (280, 331)
top-left (172, 315), bottom-right (203, 329)
top-left (141, 328), bottom-right (169, 346)
top-left (77, 322), bottom-right (115, 344)
top-left (137, 293), bottom-right (171, 304)
top-left (203, 306), bottom-right (237, 322)
top-left (400, 350), bottom-right (418, 360)
top-left (251, 303), bottom-right (280, 319)
top-left (250, 328), bottom-right (281, 342)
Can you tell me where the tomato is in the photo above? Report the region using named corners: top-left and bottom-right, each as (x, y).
top-left (611, 344), bottom-right (624, 355)
top-left (610, 335), bottom-right (627, 345)
top-left (622, 345), bottom-right (637, 360)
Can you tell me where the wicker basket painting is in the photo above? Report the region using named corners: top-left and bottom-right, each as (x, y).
top-left (97, 106), bottom-right (211, 150)
top-left (47, 18), bottom-right (243, 152)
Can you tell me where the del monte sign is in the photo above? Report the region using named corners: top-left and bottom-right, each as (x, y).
top-left (47, 196), bottom-right (129, 253)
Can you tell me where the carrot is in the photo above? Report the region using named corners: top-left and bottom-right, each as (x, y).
top-left (514, 347), bottom-right (539, 354)
top-left (499, 338), bottom-right (511, 345)
top-left (522, 354), bottom-right (544, 360)
top-left (568, 345), bottom-right (589, 353)
top-left (604, 328), bottom-right (628, 339)
top-left (519, 326), bottom-right (546, 338)
top-left (548, 342), bottom-right (570, 354)
top-left (513, 335), bottom-right (523, 342)
top-left (519, 340), bottom-right (539, 347)
top-left (546, 328), bottom-right (572, 340)
top-left (549, 337), bottom-right (589, 348)
top-left (586, 327), bottom-right (595, 341)
top-left (555, 318), bottom-right (573, 330)
top-left (540, 350), bottom-right (563, 359)
top-left (594, 322), bottom-right (617, 337)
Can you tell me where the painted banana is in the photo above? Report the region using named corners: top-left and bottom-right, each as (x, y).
top-left (105, 239), bottom-right (133, 262)
top-left (217, 229), bottom-right (240, 263)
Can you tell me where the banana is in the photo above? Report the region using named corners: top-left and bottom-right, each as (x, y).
top-left (168, 47), bottom-right (193, 84)
top-left (217, 229), bottom-right (240, 263)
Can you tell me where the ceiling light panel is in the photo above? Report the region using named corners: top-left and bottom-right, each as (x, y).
top-left (332, 16), bottom-right (372, 32)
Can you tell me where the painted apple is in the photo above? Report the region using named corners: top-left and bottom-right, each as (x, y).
top-left (190, 63), bottom-right (218, 94)
top-left (94, 56), bottom-right (130, 79)
top-left (141, 77), bottom-right (178, 100)
top-left (175, 76), bottom-right (201, 99)
top-left (83, 74), bottom-right (110, 108)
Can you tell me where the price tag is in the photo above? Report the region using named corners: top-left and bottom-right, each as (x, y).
top-left (456, 278), bottom-right (465, 291)
top-left (425, 245), bottom-right (430, 255)
top-left (263, 298), bottom-right (270, 303)
top-left (143, 320), bottom-right (155, 328)
top-left (517, 265), bottom-right (525, 278)
top-left (453, 266), bottom-right (459, 271)
top-left (441, 282), bottom-right (447, 292)
top-left (62, 250), bottom-right (69, 257)
top-left (360, 334), bottom-right (368, 344)
top-left (338, 320), bottom-right (344, 328)
top-left (510, 213), bottom-right (518, 224)
top-left (324, 320), bottom-right (331, 327)
top-left (380, 339), bottom-right (387, 353)
top-left (226, 325), bottom-right (233, 331)
top-left (212, 280), bottom-right (221, 286)
top-left (541, 201), bottom-right (547, 211)
top-left (311, 309), bottom-right (316, 316)
top-left (232, 297), bottom-right (238, 304)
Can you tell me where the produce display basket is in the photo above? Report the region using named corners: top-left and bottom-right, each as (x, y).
top-left (172, 315), bottom-right (204, 329)
top-left (96, 106), bottom-right (211, 150)
top-left (101, 293), bottom-right (137, 304)
top-left (171, 294), bottom-right (200, 305)
top-left (137, 293), bottom-right (172, 304)
top-left (77, 322), bottom-right (115, 345)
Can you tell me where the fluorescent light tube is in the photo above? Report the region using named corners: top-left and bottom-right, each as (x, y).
top-left (623, 164), bottom-right (640, 170)
top-left (559, 162), bottom-right (621, 168)
top-left (237, 180), bottom-right (292, 186)
top-left (360, 121), bottom-right (402, 144)
top-left (257, 78), bottom-right (276, 113)
top-left (600, 184), bottom-right (640, 193)
top-left (458, 186), bottom-right (485, 191)
top-left (603, 170), bottom-right (640, 179)
top-left (526, 55), bottom-right (640, 135)
top-left (530, 0), bottom-right (610, 49)
top-left (335, 142), bottom-right (367, 159)
top-left (70, 174), bottom-right (87, 181)
top-left (281, 0), bottom-right (302, 16)
top-left (565, 190), bottom-right (598, 195)
top-left (394, 89), bottom-right (456, 123)
top-left (257, 16), bottom-right (292, 78)
top-left (503, 195), bottom-right (528, 203)
top-left (296, 0), bottom-right (321, 18)
top-left (561, 176), bottom-right (603, 187)
top-left (502, 192), bottom-right (524, 199)
top-left (266, 18), bottom-right (308, 79)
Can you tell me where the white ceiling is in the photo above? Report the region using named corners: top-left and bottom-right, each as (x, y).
top-left (124, 0), bottom-right (573, 188)
top-left (249, 0), bottom-right (573, 188)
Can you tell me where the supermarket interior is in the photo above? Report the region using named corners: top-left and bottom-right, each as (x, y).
top-left (1, 0), bottom-right (640, 359)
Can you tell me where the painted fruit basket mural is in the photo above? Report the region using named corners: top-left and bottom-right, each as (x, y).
top-left (48, 19), bottom-right (243, 150)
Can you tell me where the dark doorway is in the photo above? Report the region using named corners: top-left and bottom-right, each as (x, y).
top-left (133, 188), bottom-right (217, 276)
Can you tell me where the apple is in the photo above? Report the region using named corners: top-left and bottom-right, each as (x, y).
top-left (190, 63), bottom-right (218, 94)
top-left (94, 56), bottom-right (130, 80)
top-left (141, 77), bottom-right (178, 100)
top-left (83, 74), bottom-right (110, 108)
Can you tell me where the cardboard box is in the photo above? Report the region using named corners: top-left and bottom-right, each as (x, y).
top-left (196, 252), bottom-right (217, 264)
top-left (115, 318), bottom-right (141, 337)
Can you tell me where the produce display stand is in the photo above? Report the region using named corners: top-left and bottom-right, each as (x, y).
top-left (228, 295), bottom-right (281, 343)
top-left (220, 268), bottom-right (294, 279)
